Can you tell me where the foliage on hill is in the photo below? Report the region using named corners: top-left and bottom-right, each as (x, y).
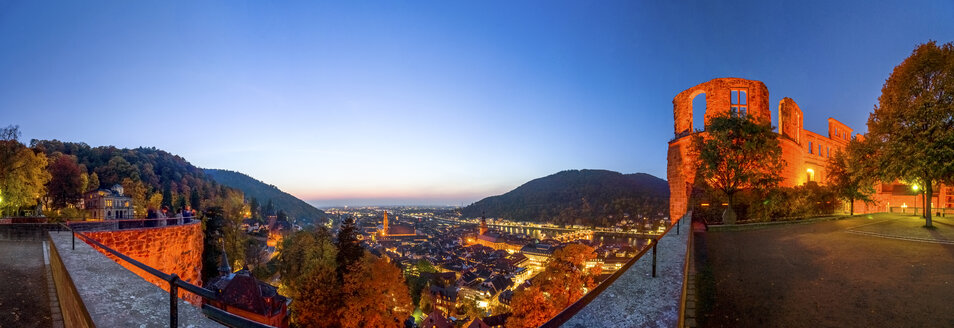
top-left (29, 139), bottom-right (245, 218)
top-left (203, 168), bottom-right (327, 224)
top-left (461, 169), bottom-right (669, 226)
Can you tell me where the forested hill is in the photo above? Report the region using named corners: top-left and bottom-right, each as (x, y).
top-left (203, 169), bottom-right (328, 223)
top-left (30, 139), bottom-right (247, 218)
top-left (461, 169), bottom-right (670, 226)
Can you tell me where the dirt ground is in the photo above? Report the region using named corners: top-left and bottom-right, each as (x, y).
top-left (698, 215), bottom-right (954, 328)
top-left (0, 240), bottom-right (53, 328)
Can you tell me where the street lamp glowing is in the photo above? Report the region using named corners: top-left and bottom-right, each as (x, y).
top-left (912, 185), bottom-right (919, 191)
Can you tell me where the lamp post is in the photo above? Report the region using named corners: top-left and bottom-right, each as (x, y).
top-left (913, 185), bottom-right (919, 217)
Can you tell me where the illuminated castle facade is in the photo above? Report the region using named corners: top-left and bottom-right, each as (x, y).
top-left (667, 78), bottom-right (954, 220)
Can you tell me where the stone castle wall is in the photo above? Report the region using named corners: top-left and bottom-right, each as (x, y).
top-left (668, 78), bottom-right (851, 221)
top-left (83, 223), bottom-right (204, 304)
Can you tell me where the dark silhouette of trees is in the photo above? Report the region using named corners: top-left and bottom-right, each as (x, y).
top-left (867, 41), bottom-right (954, 228)
top-left (336, 217), bottom-right (364, 279)
top-left (45, 153), bottom-right (84, 210)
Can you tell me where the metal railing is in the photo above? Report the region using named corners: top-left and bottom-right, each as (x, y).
top-left (66, 217), bottom-right (196, 232)
top-left (539, 214), bottom-right (688, 328)
top-left (55, 222), bottom-right (276, 328)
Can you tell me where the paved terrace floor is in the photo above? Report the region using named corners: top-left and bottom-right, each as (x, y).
top-left (564, 218), bottom-right (689, 328)
top-left (48, 230), bottom-right (221, 327)
top-left (698, 214), bottom-right (954, 328)
top-left (0, 240), bottom-right (55, 328)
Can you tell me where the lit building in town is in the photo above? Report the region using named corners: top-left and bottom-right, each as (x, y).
top-left (467, 217), bottom-right (524, 253)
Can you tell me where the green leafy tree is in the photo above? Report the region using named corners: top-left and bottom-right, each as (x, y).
top-left (867, 41), bottom-right (954, 227)
top-left (120, 177), bottom-right (147, 218)
top-left (276, 228), bottom-right (340, 327)
top-left (826, 139), bottom-right (877, 215)
top-left (201, 206), bottom-right (248, 281)
top-left (86, 172), bottom-right (100, 192)
top-left (0, 126), bottom-right (51, 216)
top-left (691, 113), bottom-right (785, 223)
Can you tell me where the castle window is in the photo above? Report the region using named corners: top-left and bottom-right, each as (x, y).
top-left (827, 146), bottom-right (830, 157)
top-left (819, 144), bottom-right (823, 156)
top-left (730, 89), bottom-right (748, 117)
top-left (809, 141), bottom-right (813, 154)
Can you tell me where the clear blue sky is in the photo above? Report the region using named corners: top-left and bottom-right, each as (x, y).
top-left (1, 1), bottom-right (952, 206)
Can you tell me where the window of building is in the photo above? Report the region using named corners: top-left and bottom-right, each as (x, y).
top-left (827, 146), bottom-right (830, 157)
top-left (809, 141), bottom-right (813, 154)
top-left (730, 89), bottom-right (748, 117)
top-left (819, 144), bottom-right (823, 156)
top-left (806, 168), bottom-right (815, 182)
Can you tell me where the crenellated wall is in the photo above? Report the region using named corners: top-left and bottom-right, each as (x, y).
top-left (82, 222), bottom-right (204, 304)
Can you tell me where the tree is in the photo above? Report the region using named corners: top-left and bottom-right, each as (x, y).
top-left (338, 254), bottom-right (413, 328)
top-left (867, 41), bottom-right (954, 228)
top-left (418, 283), bottom-right (435, 313)
top-left (506, 287), bottom-right (553, 328)
top-left (0, 126), bottom-right (51, 216)
top-left (147, 192), bottom-right (163, 214)
top-left (508, 243), bottom-right (601, 328)
top-left (691, 113), bottom-right (785, 223)
top-left (276, 228), bottom-right (340, 327)
top-left (336, 217), bottom-right (364, 280)
top-left (46, 153), bottom-right (85, 210)
top-left (201, 206), bottom-right (248, 281)
top-left (827, 139), bottom-right (877, 215)
top-left (87, 172), bottom-right (100, 192)
top-left (120, 177), bottom-right (147, 218)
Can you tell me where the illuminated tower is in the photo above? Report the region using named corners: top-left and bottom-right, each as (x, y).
top-left (479, 216), bottom-right (487, 235)
top-left (383, 211), bottom-right (389, 236)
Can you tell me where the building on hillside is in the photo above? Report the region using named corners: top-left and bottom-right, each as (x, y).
top-left (84, 184), bottom-right (134, 220)
top-left (666, 77), bottom-right (954, 219)
top-left (204, 257), bottom-right (290, 328)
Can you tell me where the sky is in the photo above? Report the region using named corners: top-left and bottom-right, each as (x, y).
top-left (1, 1), bottom-right (952, 207)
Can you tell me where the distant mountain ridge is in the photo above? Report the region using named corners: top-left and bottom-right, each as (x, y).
top-left (461, 169), bottom-right (669, 226)
top-left (203, 169), bottom-right (327, 224)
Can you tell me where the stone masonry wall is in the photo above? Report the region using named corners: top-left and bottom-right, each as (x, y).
top-left (83, 223), bottom-right (204, 304)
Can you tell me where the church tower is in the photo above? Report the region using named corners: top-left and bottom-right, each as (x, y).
top-left (382, 211), bottom-right (389, 236)
top-left (479, 216), bottom-right (487, 235)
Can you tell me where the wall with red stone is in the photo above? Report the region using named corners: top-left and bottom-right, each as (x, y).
top-left (668, 78), bottom-right (859, 220)
top-left (83, 223), bottom-right (204, 304)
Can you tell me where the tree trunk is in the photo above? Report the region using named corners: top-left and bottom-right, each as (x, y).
top-left (849, 197), bottom-right (855, 216)
top-left (723, 193), bottom-right (737, 224)
top-left (925, 183), bottom-right (933, 227)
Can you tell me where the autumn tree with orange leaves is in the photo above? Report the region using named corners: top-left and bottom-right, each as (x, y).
top-left (507, 243), bottom-right (602, 328)
top-left (339, 253), bottom-right (413, 328)
top-left (277, 228), bottom-right (412, 328)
